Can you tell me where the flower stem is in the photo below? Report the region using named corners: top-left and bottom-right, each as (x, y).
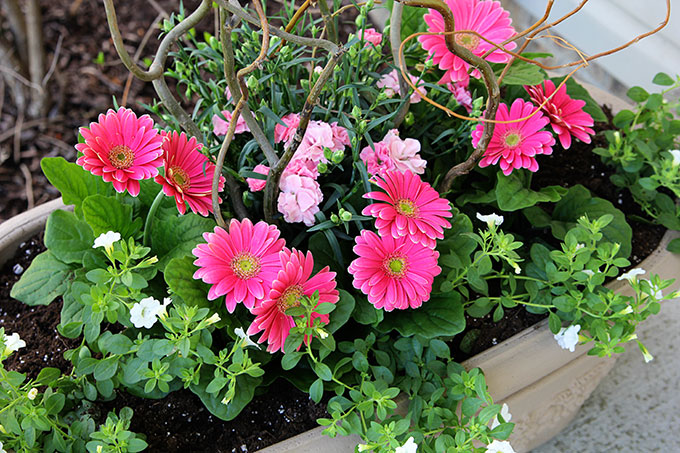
top-left (143, 190), bottom-right (165, 247)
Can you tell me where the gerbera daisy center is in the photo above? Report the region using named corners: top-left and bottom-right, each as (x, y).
top-left (383, 254), bottom-right (408, 279)
top-left (230, 252), bottom-right (261, 280)
top-left (455, 33), bottom-right (480, 51)
top-left (108, 145), bottom-right (135, 169)
top-left (277, 285), bottom-right (304, 313)
top-left (395, 198), bottom-right (419, 218)
top-left (503, 131), bottom-right (523, 149)
top-left (168, 166), bottom-right (191, 191)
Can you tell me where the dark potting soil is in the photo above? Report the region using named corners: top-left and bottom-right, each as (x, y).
top-left (0, 235), bottom-right (327, 452)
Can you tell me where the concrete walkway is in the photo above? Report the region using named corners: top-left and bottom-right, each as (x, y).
top-left (532, 294), bottom-right (680, 452)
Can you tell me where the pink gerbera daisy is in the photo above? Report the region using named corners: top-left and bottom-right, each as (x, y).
top-left (349, 231), bottom-right (441, 311)
top-left (247, 248), bottom-right (339, 353)
top-left (76, 107), bottom-right (164, 196)
top-left (473, 98), bottom-right (556, 175)
top-left (418, 0), bottom-right (517, 85)
top-left (155, 131), bottom-right (225, 216)
top-left (362, 170), bottom-right (453, 248)
top-left (525, 80), bottom-right (595, 149)
top-left (192, 219), bottom-right (285, 313)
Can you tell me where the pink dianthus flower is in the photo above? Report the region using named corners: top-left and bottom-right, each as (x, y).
top-left (447, 81), bottom-right (473, 113)
top-left (155, 131), bottom-right (225, 216)
top-left (360, 27), bottom-right (383, 47)
top-left (247, 248), bottom-right (339, 353)
top-left (360, 130), bottom-right (426, 177)
top-left (330, 122), bottom-right (351, 151)
top-left (246, 164), bottom-right (270, 192)
top-left (192, 219), bottom-right (285, 313)
top-left (76, 107), bottom-right (164, 196)
top-left (349, 231), bottom-right (441, 311)
top-left (418, 0), bottom-right (516, 85)
top-left (472, 98), bottom-right (555, 176)
top-left (274, 113), bottom-right (301, 145)
top-left (362, 170), bottom-right (453, 248)
top-left (525, 79), bottom-right (595, 149)
top-left (376, 69), bottom-right (427, 103)
top-left (212, 110), bottom-right (250, 136)
top-left (277, 173), bottom-right (323, 226)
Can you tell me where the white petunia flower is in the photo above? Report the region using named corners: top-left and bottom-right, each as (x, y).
top-left (644, 279), bottom-right (663, 299)
top-left (582, 269), bottom-right (595, 277)
top-left (27, 388), bottom-right (38, 400)
top-left (234, 327), bottom-right (260, 349)
top-left (554, 324), bottom-right (581, 352)
top-left (617, 268), bottom-right (646, 282)
top-left (395, 437), bottom-right (417, 453)
top-left (93, 231), bottom-right (121, 250)
top-left (668, 149), bottom-right (680, 166)
top-left (3, 332), bottom-right (26, 353)
top-left (130, 297), bottom-right (164, 329)
top-left (476, 212), bottom-right (504, 227)
top-left (205, 313), bottom-right (222, 325)
top-left (486, 440), bottom-right (516, 453)
top-left (0, 440), bottom-right (6, 453)
top-left (575, 243), bottom-right (585, 250)
top-left (490, 403), bottom-right (512, 429)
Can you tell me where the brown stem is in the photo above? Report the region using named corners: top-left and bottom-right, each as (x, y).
top-left (397, 0), bottom-right (499, 192)
top-left (5, 0), bottom-right (28, 71)
top-left (25, 0), bottom-right (47, 118)
top-left (390, 1), bottom-right (410, 128)
top-left (152, 77), bottom-right (203, 140)
top-left (262, 49), bottom-right (345, 223)
top-left (317, 0), bottom-right (338, 44)
top-left (102, 0), bottom-right (212, 82)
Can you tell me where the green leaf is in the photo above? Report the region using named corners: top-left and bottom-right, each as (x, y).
top-left (495, 173), bottom-right (566, 211)
top-left (613, 110), bottom-right (635, 128)
top-left (10, 251), bottom-right (71, 306)
top-left (152, 213), bottom-right (216, 269)
top-left (82, 194), bottom-right (142, 238)
top-left (626, 86), bottom-right (649, 103)
top-left (128, 438), bottom-right (148, 452)
top-left (99, 334), bottom-right (133, 355)
top-left (309, 378), bottom-right (324, 403)
top-left (165, 256), bottom-right (210, 305)
top-left (45, 393), bottom-right (66, 415)
top-left (548, 312), bottom-right (562, 334)
top-left (352, 295), bottom-right (384, 326)
top-left (35, 368), bottom-right (61, 386)
top-left (326, 290), bottom-right (355, 333)
top-left (667, 238), bottom-right (680, 254)
top-left (94, 357), bottom-right (118, 381)
top-left (535, 185), bottom-right (632, 258)
top-left (314, 362), bottom-right (333, 381)
top-left (281, 351), bottom-right (303, 370)
top-left (500, 59), bottom-right (546, 86)
top-left (206, 377), bottom-right (228, 394)
top-left (191, 368), bottom-right (261, 421)
top-left (44, 210), bottom-right (94, 264)
top-left (652, 72), bottom-right (675, 86)
top-left (40, 157), bottom-right (113, 213)
top-left (378, 292), bottom-right (465, 338)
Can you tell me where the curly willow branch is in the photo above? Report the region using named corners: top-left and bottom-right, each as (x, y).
top-left (212, 0), bottom-right (270, 227)
top-left (396, 0), bottom-right (499, 192)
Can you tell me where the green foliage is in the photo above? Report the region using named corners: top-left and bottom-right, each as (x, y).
top-left (378, 293), bottom-right (465, 338)
top-left (10, 251), bottom-right (72, 306)
top-left (41, 157), bottom-right (114, 215)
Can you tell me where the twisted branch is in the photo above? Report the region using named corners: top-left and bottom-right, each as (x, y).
top-left (390, 1), bottom-right (411, 128)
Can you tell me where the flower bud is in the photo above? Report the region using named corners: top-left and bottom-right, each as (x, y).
top-left (340, 210), bottom-right (353, 222)
top-left (206, 313), bottom-right (222, 325)
top-left (331, 150), bottom-right (345, 164)
top-left (330, 213), bottom-right (340, 223)
top-left (246, 75), bottom-right (258, 91)
top-left (351, 106), bottom-right (363, 119)
top-left (323, 147), bottom-right (333, 161)
top-left (317, 162), bottom-right (328, 174)
top-left (404, 112), bottom-right (415, 126)
top-left (27, 388), bottom-right (38, 400)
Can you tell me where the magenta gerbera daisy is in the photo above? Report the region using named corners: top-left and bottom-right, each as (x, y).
top-left (525, 79), bottom-right (595, 150)
top-left (349, 231), bottom-right (441, 311)
top-left (154, 131), bottom-right (225, 216)
top-left (247, 248), bottom-right (339, 353)
top-left (418, 0), bottom-right (517, 85)
top-left (76, 107), bottom-right (164, 196)
top-left (362, 170), bottom-right (453, 248)
top-left (192, 219), bottom-right (285, 313)
top-left (473, 98), bottom-right (556, 175)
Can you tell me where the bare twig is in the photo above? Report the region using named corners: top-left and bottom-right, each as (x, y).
top-left (122, 12), bottom-right (165, 106)
top-left (19, 163), bottom-right (34, 209)
top-left (0, 115), bottom-right (64, 143)
top-left (26, 0), bottom-right (48, 118)
top-left (152, 77), bottom-right (203, 140)
top-left (390, 1), bottom-right (410, 128)
top-left (13, 110), bottom-right (23, 164)
top-left (5, 0), bottom-right (28, 70)
top-left (102, 0), bottom-right (212, 82)
top-left (318, 0), bottom-right (338, 44)
top-left (42, 34), bottom-right (63, 86)
top-left (263, 49), bottom-right (345, 223)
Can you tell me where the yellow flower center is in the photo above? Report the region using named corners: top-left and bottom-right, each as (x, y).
top-left (277, 285), bottom-right (304, 313)
top-left (503, 132), bottom-right (522, 149)
top-left (383, 254), bottom-right (408, 279)
top-left (395, 198), bottom-right (418, 218)
top-left (230, 252), bottom-right (261, 279)
top-left (168, 166), bottom-right (190, 191)
top-left (108, 145), bottom-right (134, 169)
top-left (455, 33), bottom-right (480, 51)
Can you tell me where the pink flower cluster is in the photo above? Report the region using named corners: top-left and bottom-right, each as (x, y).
top-left (360, 129), bottom-right (426, 178)
top-left (76, 107), bottom-right (224, 216)
top-left (247, 113), bottom-right (351, 226)
top-left (212, 110), bottom-right (250, 136)
top-left (376, 69), bottom-right (427, 104)
top-left (472, 81), bottom-right (595, 176)
top-left (192, 219), bottom-right (338, 353)
top-left (349, 170), bottom-right (452, 311)
top-left (359, 28), bottom-right (383, 47)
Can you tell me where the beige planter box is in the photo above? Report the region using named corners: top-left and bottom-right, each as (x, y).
top-left (2, 197), bottom-right (678, 452)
